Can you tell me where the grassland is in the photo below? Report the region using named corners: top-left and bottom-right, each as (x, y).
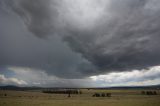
top-left (0, 89), bottom-right (160, 106)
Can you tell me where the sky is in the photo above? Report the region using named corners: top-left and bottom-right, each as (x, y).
top-left (0, 0), bottom-right (160, 87)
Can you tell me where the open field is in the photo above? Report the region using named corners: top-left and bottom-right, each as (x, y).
top-left (0, 89), bottom-right (160, 106)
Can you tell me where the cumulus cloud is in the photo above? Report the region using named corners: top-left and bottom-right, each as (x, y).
top-left (0, 0), bottom-right (160, 80)
top-left (90, 66), bottom-right (160, 86)
top-left (0, 74), bottom-right (27, 86)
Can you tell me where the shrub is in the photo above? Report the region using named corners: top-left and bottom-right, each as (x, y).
top-left (106, 93), bottom-right (111, 97)
top-left (141, 91), bottom-right (145, 95)
top-left (101, 93), bottom-right (106, 97)
top-left (4, 94), bottom-right (7, 96)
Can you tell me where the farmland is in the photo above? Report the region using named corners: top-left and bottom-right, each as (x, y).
top-left (0, 89), bottom-right (160, 106)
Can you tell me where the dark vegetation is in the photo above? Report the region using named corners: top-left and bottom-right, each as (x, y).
top-left (42, 89), bottom-right (82, 94)
top-left (92, 93), bottom-right (111, 97)
top-left (141, 91), bottom-right (157, 95)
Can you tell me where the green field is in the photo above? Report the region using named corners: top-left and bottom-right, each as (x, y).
top-left (0, 89), bottom-right (160, 106)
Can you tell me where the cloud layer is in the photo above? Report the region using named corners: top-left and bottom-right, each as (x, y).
top-left (0, 74), bottom-right (27, 86)
top-left (1, 66), bottom-right (160, 87)
top-left (0, 0), bottom-right (160, 80)
top-left (91, 66), bottom-right (160, 86)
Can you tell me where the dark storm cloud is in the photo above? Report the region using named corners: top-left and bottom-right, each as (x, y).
top-left (64, 0), bottom-right (160, 72)
top-left (0, 3), bottom-right (95, 78)
top-left (0, 0), bottom-right (60, 38)
top-left (1, 0), bottom-right (160, 78)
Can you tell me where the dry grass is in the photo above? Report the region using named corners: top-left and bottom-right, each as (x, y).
top-left (0, 89), bottom-right (160, 106)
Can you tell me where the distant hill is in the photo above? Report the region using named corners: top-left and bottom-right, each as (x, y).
top-left (94, 85), bottom-right (160, 90)
top-left (0, 85), bottom-right (43, 91)
top-left (0, 84), bottom-right (160, 91)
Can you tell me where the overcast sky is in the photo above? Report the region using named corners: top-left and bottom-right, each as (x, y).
top-left (0, 0), bottom-right (160, 87)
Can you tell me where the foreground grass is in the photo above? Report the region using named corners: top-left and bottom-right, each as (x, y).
top-left (0, 90), bottom-right (160, 106)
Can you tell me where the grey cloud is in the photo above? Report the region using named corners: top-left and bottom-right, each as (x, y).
top-left (0, 7), bottom-right (95, 78)
top-left (8, 67), bottom-right (95, 87)
top-left (1, 0), bottom-right (160, 79)
top-left (0, 0), bottom-right (61, 38)
top-left (64, 0), bottom-right (160, 72)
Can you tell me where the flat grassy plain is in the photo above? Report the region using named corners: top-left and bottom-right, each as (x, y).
top-left (0, 89), bottom-right (160, 106)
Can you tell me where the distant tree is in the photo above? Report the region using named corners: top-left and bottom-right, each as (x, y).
top-left (153, 91), bottom-right (157, 95)
top-left (106, 93), bottom-right (111, 97)
top-left (79, 90), bottom-right (82, 94)
top-left (68, 92), bottom-right (71, 97)
top-left (141, 91), bottom-right (145, 95)
top-left (101, 93), bottom-right (106, 97)
top-left (4, 94), bottom-right (7, 96)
